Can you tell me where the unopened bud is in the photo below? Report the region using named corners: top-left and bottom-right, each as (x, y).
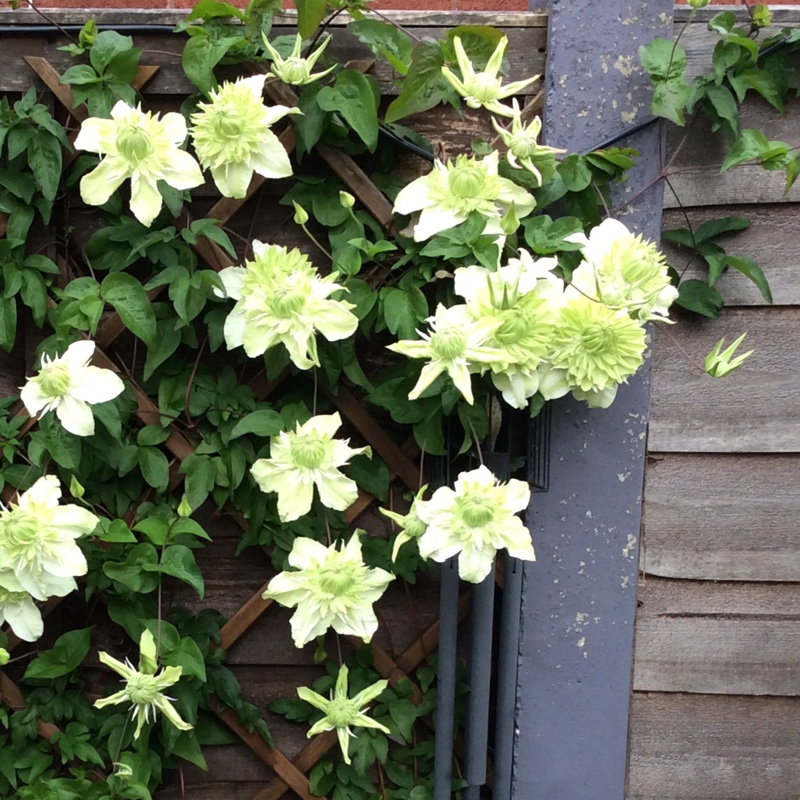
top-left (292, 201), bottom-right (309, 226)
top-left (339, 191), bottom-right (355, 209)
top-left (69, 475), bottom-right (85, 499)
top-left (177, 494), bottom-right (193, 519)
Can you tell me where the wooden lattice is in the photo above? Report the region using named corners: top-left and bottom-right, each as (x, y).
top-left (0, 54), bottom-right (476, 799)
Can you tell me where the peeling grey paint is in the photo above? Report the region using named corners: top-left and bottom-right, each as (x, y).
top-left (511, 2), bottom-right (671, 798)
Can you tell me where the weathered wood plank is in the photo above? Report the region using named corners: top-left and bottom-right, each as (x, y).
top-left (662, 204), bottom-right (800, 306)
top-left (628, 692), bottom-right (800, 800)
top-left (642, 453), bottom-right (800, 581)
top-left (634, 579), bottom-right (800, 695)
top-left (648, 307), bottom-right (800, 453)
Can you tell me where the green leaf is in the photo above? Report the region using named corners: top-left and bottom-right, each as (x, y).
top-left (60, 64), bottom-right (101, 87)
top-left (133, 516), bottom-right (172, 545)
top-left (100, 272), bottom-right (157, 347)
top-left (89, 31), bottom-right (134, 73)
top-left (24, 629), bottom-right (92, 680)
top-left (385, 41), bottom-right (450, 123)
top-left (724, 255), bottom-right (773, 303)
top-left (28, 130), bottom-right (62, 208)
top-left (143, 544), bottom-right (205, 598)
top-left (558, 155), bottom-right (592, 192)
top-left (144, 318), bottom-right (182, 380)
top-left (739, 68), bottom-right (784, 112)
top-left (186, 0), bottom-right (247, 21)
top-left (137, 425), bottom-right (171, 446)
top-left (296, 0), bottom-right (328, 39)
top-left (708, 11), bottom-right (736, 34)
top-left (97, 518), bottom-right (137, 543)
top-left (0, 295), bottom-right (17, 351)
top-left (138, 446), bottom-right (170, 490)
top-left (179, 453), bottom-right (217, 509)
top-left (230, 409), bottom-right (284, 439)
top-left (348, 19), bottom-right (414, 75)
top-left (693, 217), bottom-right (750, 244)
top-left (163, 636), bottom-right (207, 681)
top-left (676, 279), bottom-right (724, 318)
top-left (703, 84), bottom-right (738, 137)
top-left (346, 454), bottom-right (389, 502)
top-left (711, 40), bottom-right (742, 84)
top-left (317, 70), bottom-right (380, 152)
top-left (381, 286), bottom-right (428, 340)
top-left (639, 37), bottom-right (685, 81)
top-left (182, 34), bottom-right (241, 95)
top-left (294, 82), bottom-right (328, 155)
top-left (720, 128), bottom-right (770, 172)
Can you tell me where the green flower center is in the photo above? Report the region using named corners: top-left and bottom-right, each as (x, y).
top-left (448, 165), bottom-right (486, 199)
top-left (429, 329), bottom-right (466, 360)
top-left (3, 511), bottom-right (40, 548)
top-left (580, 322), bottom-right (618, 355)
top-left (0, 587), bottom-right (28, 605)
top-left (327, 697), bottom-right (359, 727)
top-left (495, 309), bottom-right (531, 345)
top-left (281, 58), bottom-right (310, 84)
top-left (271, 284), bottom-right (306, 318)
top-left (117, 125), bottom-right (154, 164)
top-left (466, 73), bottom-right (502, 102)
top-left (510, 131), bottom-right (538, 158)
top-left (212, 114), bottom-right (244, 139)
top-left (317, 564), bottom-right (357, 596)
top-left (459, 495), bottom-right (495, 528)
top-left (290, 434), bottom-right (327, 469)
top-left (126, 672), bottom-right (160, 705)
top-left (404, 511), bottom-right (426, 539)
top-left (37, 361), bottom-right (72, 398)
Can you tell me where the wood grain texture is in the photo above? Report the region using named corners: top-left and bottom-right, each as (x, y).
top-left (648, 307), bottom-right (800, 453)
top-left (628, 692), bottom-right (800, 800)
top-left (642, 453), bottom-right (800, 581)
top-left (634, 579), bottom-right (800, 695)
top-left (662, 204), bottom-right (800, 306)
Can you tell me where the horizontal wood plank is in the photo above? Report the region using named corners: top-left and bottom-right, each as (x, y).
top-left (629, 692), bottom-right (800, 799)
top-left (648, 307), bottom-right (800, 453)
top-left (662, 204), bottom-right (800, 306)
top-left (642, 453), bottom-right (800, 581)
top-left (634, 579), bottom-right (800, 695)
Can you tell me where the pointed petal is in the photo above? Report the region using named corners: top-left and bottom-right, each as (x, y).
top-left (159, 111), bottom-right (189, 144)
top-left (297, 686), bottom-right (332, 713)
top-left (63, 340), bottom-right (96, 369)
top-left (20, 380), bottom-right (51, 417)
top-left (212, 161), bottom-right (254, 200)
top-left (337, 726), bottom-right (352, 765)
top-left (315, 471), bottom-right (359, 512)
top-left (69, 367), bottom-right (124, 404)
top-left (160, 150), bottom-right (204, 190)
top-left (486, 36), bottom-right (508, 77)
top-left (80, 157), bottom-right (130, 207)
top-left (55, 393), bottom-right (95, 436)
top-left (3, 598), bottom-right (43, 642)
top-left (129, 174), bottom-right (163, 228)
top-left (74, 117), bottom-right (117, 154)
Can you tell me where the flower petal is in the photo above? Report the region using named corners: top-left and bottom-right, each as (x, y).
top-left (55, 393), bottom-right (95, 437)
top-left (250, 131), bottom-right (293, 180)
top-left (80, 157), bottom-right (130, 207)
top-left (129, 174), bottom-right (164, 228)
top-left (69, 366), bottom-right (124, 404)
top-left (212, 161), bottom-right (255, 200)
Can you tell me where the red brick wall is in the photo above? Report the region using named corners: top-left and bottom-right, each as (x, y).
top-left (35, 0), bottom-right (529, 9)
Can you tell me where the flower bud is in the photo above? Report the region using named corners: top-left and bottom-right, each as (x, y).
top-left (0, 648), bottom-right (9, 666)
top-left (292, 201), bottom-right (309, 225)
top-left (687, 0), bottom-right (709, 8)
top-left (69, 475), bottom-right (85, 499)
top-left (339, 191), bottom-right (355, 209)
top-left (177, 494), bottom-right (193, 519)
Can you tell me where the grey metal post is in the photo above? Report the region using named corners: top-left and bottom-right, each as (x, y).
top-left (512, 1), bottom-right (671, 798)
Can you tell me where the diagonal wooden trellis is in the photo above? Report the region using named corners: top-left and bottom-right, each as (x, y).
top-left (0, 53), bottom-right (477, 800)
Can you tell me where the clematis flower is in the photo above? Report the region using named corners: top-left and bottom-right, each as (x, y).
top-left (0, 475), bottom-right (99, 601)
top-left (95, 629), bottom-right (192, 740)
top-left (75, 101), bottom-right (203, 227)
top-left (705, 333), bottom-right (752, 378)
top-left (548, 295), bottom-right (648, 407)
top-left (20, 340), bottom-right (124, 437)
top-left (379, 486), bottom-right (428, 561)
top-left (218, 242), bottom-right (358, 369)
top-left (251, 412), bottom-right (368, 522)
top-left (191, 75), bottom-right (300, 198)
top-left (388, 304), bottom-right (506, 405)
top-left (442, 35), bottom-right (539, 117)
top-left (417, 465), bottom-right (533, 583)
top-left (392, 151), bottom-right (535, 241)
top-left (491, 100), bottom-right (566, 184)
top-left (262, 533), bottom-right (394, 648)
top-left (298, 664), bottom-right (390, 765)
top-left (566, 218), bottom-right (678, 321)
top-left (263, 33), bottom-right (335, 86)
top-left (454, 250), bottom-right (564, 408)
top-left (0, 572), bottom-right (43, 642)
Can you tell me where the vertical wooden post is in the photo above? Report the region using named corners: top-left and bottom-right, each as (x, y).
top-left (512, 1), bottom-right (671, 798)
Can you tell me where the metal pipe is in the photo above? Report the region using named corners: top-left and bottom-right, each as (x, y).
top-left (433, 556), bottom-right (460, 800)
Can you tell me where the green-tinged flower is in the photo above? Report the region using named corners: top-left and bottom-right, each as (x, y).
top-left (705, 333), bottom-right (753, 378)
top-left (217, 242), bottom-right (358, 369)
top-left (567, 218), bottom-right (678, 321)
top-left (454, 249), bottom-right (564, 408)
top-left (95, 629), bottom-right (192, 740)
top-left (75, 101), bottom-right (203, 227)
top-left (549, 295), bottom-right (648, 398)
top-left (0, 475), bottom-right (99, 602)
top-left (191, 75), bottom-right (300, 199)
top-left (393, 151), bottom-right (535, 241)
top-left (442, 35), bottom-right (539, 117)
top-left (0, 572), bottom-right (42, 643)
top-left (262, 533), bottom-right (394, 648)
top-left (387, 304), bottom-right (507, 406)
top-left (298, 664), bottom-right (390, 765)
top-left (20, 340), bottom-right (124, 437)
top-left (0, 646), bottom-right (9, 666)
top-left (417, 465), bottom-right (533, 583)
top-left (263, 33), bottom-right (335, 86)
top-left (251, 413), bottom-right (369, 522)
top-left (379, 486), bottom-right (428, 561)
top-left (491, 100), bottom-right (565, 185)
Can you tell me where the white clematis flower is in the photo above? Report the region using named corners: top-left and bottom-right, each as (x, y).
top-left (262, 533), bottom-right (394, 648)
top-left (417, 465), bottom-right (533, 584)
top-left (95, 629), bottom-right (192, 740)
top-left (251, 412), bottom-right (369, 522)
top-left (0, 571), bottom-right (43, 642)
top-left (263, 33), bottom-right (335, 86)
top-left (218, 242), bottom-right (358, 370)
top-left (20, 340), bottom-right (124, 437)
top-left (566, 218), bottom-right (678, 321)
top-left (387, 304), bottom-right (507, 406)
top-left (191, 75), bottom-right (300, 198)
top-left (392, 151), bottom-right (535, 242)
top-left (442, 35), bottom-right (539, 117)
top-left (75, 101), bottom-right (204, 227)
top-left (0, 475), bottom-right (99, 601)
